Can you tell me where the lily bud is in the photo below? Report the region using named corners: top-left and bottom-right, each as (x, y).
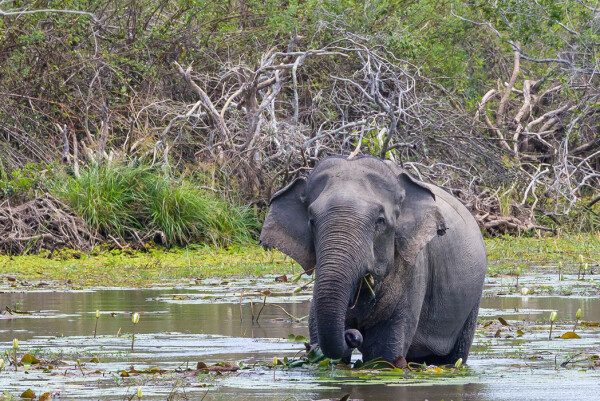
top-left (137, 387), bottom-right (143, 399)
top-left (96, 310), bottom-right (100, 319)
top-left (576, 308), bottom-right (582, 320)
top-left (520, 287), bottom-right (529, 296)
top-left (549, 311), bottom-right (557, 322)
top-left (132, 313), bottom-right (140, 324)
top-left (584, 263), bottom-right (588, 271)
top-left (579, 254), bottom-right (584, 264)
top-left (515, 267), bottom-right (521, 276)
top-left (558, 262), bottom-right (562, 270)
top-left (0, 359), bottom-right (4, 369)
top-left (12, 339), bottom-right (18, 349)
top-left (454, 358), bottom-right (463, 369)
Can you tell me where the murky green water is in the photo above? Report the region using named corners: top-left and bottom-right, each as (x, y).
top-left (1, 275), bottom-right (599, 400)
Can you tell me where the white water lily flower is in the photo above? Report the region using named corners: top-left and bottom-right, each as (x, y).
top-left (549, 311), bottom-right (557, 322)
top-left (520, 287), bottom-right (529, 296)
top-left (132, 312), bottom-right (140, 324)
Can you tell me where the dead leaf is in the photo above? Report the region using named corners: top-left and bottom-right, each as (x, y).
top-left (516, 329), bottom-right (524, 337)
top-left (275, 275), bottom-right (288, 282)
top-left (205, 362), bottom-right (239, 372)
top-left (498, 317), bottom-right (509, 326)
top-left (494, 328), bottom-right (502, 338)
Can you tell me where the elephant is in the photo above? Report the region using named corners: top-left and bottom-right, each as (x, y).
top-left (259, 155), bottom-right (486, 367)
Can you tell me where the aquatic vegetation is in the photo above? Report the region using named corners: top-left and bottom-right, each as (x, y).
top-left (94, 310), bottom-right (100, 338)
top-left (574, 308), bottom-right (583, 333)
top-left (12, 338), bottom-right (18, 372)
top-left (131, 313), bottom-right (140, 351)
top-left (549, 312), bottom-right (557, 340)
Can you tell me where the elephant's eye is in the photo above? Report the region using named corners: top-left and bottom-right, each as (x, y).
top-left (308, 218), bottom-right (315, 230)
top-left (375, 216), bottom-right (386, 229)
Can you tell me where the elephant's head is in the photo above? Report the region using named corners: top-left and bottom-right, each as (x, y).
top-left (260, 156), bottom-right (446, 360)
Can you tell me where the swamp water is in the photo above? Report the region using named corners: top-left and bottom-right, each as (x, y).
top-left (1, 273), bottom-right (600, 400)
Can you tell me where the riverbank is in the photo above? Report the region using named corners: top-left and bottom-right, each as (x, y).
top-left (1, 234), bottom-right (599, 288)
top-left (0, 245), bottom-right (296, 288)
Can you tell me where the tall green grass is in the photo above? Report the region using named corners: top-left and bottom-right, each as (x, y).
top-left (52, 164), bottom-right (259, 247)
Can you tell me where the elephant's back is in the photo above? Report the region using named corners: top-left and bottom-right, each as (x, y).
top-left (410, 184), bottom-right (486, 358)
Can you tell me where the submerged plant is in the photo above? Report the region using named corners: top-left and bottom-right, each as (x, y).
top-left (549, 311), bottom-right (557, 340)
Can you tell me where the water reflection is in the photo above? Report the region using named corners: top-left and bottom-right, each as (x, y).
top-left (1, 288), bottom-right (600, 400)
top-left (0, 289), bottom-right (311, 341)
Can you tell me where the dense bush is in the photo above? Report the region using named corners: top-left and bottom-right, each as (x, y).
top-left (1, 0), bottom-right (599, 236)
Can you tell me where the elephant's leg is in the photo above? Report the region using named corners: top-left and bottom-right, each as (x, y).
top-left (420, 300), bottom-right (480, 365)
top-left (360, 319), bottom-right (413, 368)
top-left (443, 300), bottom-right (480, 364)
top-left (309, 302), bottom-right (318, 346)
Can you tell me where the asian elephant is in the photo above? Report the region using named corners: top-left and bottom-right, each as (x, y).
top-left (259, 156), bottom-right (486, 367)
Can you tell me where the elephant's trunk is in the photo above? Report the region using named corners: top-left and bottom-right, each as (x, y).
top-left (313, 209), bottom-right (369, 359)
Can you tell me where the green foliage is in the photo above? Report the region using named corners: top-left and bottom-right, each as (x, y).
top-left (0, 163), bottom-right (55, 201)
top-left (52, 164), bottom-right (259, 246)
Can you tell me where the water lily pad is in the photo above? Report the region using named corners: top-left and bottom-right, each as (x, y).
top-left (20, 353), bottom-right (40, 364)
top-left (560, 331), bottom-right (581, 339)
top-left (20, 389), bottom-right (35, 399)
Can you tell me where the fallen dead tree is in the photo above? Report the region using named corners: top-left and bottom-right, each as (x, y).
top-left (0, 195), bottom-right (96, 255)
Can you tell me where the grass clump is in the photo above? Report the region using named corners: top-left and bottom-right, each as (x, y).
top-left (52, 164), bottom-right (259, 247)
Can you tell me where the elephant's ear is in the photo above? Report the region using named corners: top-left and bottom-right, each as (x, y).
top-left (259, 178), bottom-right (316, 274)
top-left (384, 161), bottom-right (447, 267)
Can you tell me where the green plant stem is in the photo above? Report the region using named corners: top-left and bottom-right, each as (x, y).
top-left (94, 317), bottom-right (99, 338)
top-left (549, 322), bottom-right (553, 340)
top-left (132, 324), bottom-right (136, 351)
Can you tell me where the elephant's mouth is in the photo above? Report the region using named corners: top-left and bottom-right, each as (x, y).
top-left (349, 273), bottom-right (376, 309)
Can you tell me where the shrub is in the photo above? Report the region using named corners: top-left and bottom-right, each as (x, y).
top-left (52, 163), bottom-right (259, 246)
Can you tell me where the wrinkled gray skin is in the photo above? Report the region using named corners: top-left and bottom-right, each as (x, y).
top-left (260, 156), bottom-right (486, 366)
